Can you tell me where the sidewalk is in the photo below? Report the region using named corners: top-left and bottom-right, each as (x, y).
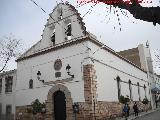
top-left (116, 108), bottom-right (160, 120)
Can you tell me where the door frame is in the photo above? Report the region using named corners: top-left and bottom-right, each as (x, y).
top-left (46, 84), bottom-right (73, 120)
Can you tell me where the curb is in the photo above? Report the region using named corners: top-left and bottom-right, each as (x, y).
top-left (129, 110), bottom-right (155, 120)
top-left (116, 108), bottom-right (160, 120)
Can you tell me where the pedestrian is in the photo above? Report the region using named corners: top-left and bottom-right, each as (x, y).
top-left (133, 102), bottom-right (139, 116)
top-left (127, 104), bottom-right (130, 117)
top-left (123, 103), bottom-right (129, 119)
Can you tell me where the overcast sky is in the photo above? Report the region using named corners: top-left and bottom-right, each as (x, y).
top-left (0, 0), bottom-right (160, 74)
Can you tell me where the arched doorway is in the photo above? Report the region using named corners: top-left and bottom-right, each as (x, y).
top-left (46, 84), bottom-right (73, 120)
top-left (53, 91), bottom-right (66, 120)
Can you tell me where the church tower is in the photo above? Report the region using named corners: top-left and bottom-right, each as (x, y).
top-left (18, 3), bottom-right (87, 59)
top-left (40, 3), bottom-right (87, 49)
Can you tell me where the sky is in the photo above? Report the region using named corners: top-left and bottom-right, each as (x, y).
top-left (0, 0), bottom-right (160, 74)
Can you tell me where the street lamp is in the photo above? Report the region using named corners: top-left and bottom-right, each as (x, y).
top-left (37, 71), bottom-right (44, 83)
top-left (41, 107), bottom-right (46, 114)
top-left (66, 64), bottom-right (74, 78)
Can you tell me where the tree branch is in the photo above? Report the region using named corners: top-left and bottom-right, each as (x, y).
top-left (0, 34), bottom-right (22, 72)
top-left (98, 0), bottom-right (160, 25)
top-left (0, 57), bottom-right (10, 73)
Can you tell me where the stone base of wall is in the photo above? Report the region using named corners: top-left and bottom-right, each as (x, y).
top-left (95, 101), bottom-right (151, 120)
top-left (129, 101), bottom-right (151, 113)
top-left (76, 101), bottom-right (151, 120)
top-left (16, 106), bottom-right (46, 120)
top-left (0, 114), bottom-right (14, 120)
top-left (15, 101), bottom-right (151, 120)
top-left (96, 101), bottom-right (122, 119)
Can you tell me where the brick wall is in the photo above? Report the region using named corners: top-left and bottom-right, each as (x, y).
top-left (83, 64), bottom-right (98, 119)
top-left (117, 47), bottom-right (141, 68)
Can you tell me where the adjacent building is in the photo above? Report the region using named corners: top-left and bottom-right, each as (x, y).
top-left (118, 44), bottom-right (160, 108)
top-left (0, 69), bottom-right (17, 120)
top-left (152, 73), bottom-right (160, 108)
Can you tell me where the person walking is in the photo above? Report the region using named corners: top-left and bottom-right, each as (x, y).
top-left (123, 103), bottom-right (129, 120)
top-left (133, 102), bottom-right (139, 116)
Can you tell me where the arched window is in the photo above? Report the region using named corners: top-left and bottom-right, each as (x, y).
top-left (137, 82), bottom-right (141, 101)
top-left (0, 103), bottom-right (2, 115)
top-left (29, 79), bottom-right (33, 89)
top-left (144, 84), bottom-right (147, 98)
top-left (0, 79), bottom-right (2, 93)
top-left (51, 29), bottom-right (55, 45)
top-left (65, 23), bottom-right (72, 40)
top-left (116, 76), bottom-right (121, 98)
top-left (129, 80), bottom-right (132, 100)
top-left (57, 7), bottom-right (63, 20)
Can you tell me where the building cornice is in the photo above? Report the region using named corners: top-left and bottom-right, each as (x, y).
top-left (16, 35), bottom-right (146, 73)
top-left (0, 69), bottom-right (17, 77)
top-left (16, 36), bottom-right (89, 62)
top-left (87, 35), bottom-right (147, 73)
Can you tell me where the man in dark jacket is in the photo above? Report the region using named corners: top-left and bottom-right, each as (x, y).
top-left (133, 102), bottom-right (139, 116)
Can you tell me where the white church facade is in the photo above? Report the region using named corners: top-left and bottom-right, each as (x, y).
top-left (1, 3), bottom-right (158, 120)
top-left (14, 3), bottom-right (152, 120)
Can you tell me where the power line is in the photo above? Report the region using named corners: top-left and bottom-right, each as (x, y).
top-left (82, 3), bottom-right (97, 18)
top-left (30, 0), bottom-right (46, 13)
top-left (30, 0), bottom-right (72, 34)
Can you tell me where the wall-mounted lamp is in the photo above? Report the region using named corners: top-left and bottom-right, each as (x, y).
top-left (41, 107), bottom-right (46, 114)
top-left (66, 64), bottom-right (74, 78)
top-left (37, 71), bottom-right (44, 83)
top-left (72, 102), bottom-right (79, 113)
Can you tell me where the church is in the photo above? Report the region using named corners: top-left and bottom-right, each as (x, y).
top-left (13, 3), bottom-right (153, 120)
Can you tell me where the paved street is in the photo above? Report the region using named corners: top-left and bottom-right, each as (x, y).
top-left (135, 110), bottom-right (160, 120)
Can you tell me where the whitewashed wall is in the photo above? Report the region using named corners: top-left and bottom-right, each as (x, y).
top-left (16, 41), bottom-right (90, 106)
top-left (138, 44), bottom-right (156, 109)
top-left (88, 42), bottom-right (150, 102)
top-left (121, 83), bottom-right (130, 97)
top-left (16, 3), bottom-right (91, 106)
top-left (132, 85), bottom-right (139, 101)
top-left (16, 3), bottom-right (152, 108)
top-left (16, 38), bottom-right (151, 107)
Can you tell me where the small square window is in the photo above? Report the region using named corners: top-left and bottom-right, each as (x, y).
top-left (55, 72), bottom-right (61, 78)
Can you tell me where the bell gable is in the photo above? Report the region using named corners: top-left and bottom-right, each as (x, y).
top-left (18, 3), bottom-right (86, 59)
